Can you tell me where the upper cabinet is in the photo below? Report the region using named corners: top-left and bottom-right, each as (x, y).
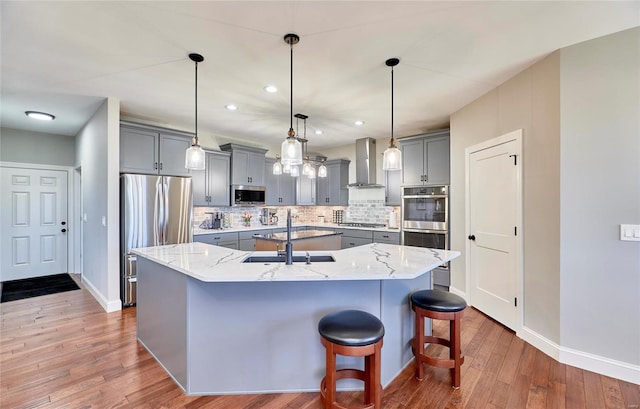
top-left (296, 173), bottom-right (316, 205)
top-left (400, 129), bottom-right (450, 186)
top-left (219, 143), bottom-right (268, 187)
top-left (264, 158), bottom-right (296, 206)
top-left (192, 150), bottom-right (231, 207)
top-left (120, 123), bottom-right (192, 177)
top-left (316, 159), bottom-right (350, 206)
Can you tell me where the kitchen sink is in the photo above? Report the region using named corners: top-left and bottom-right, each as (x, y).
top-left (242, 255), bottom-right (335, 263)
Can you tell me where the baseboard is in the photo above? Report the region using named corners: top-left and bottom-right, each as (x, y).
top-left (520, 326), bottom-right (640, 385)
top-left (448, 285), bottom-right (467, 302)
top-left (81, 276), bottom-right (122, 313)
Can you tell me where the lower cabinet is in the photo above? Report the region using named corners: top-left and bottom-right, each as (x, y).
top-left (373, 231), bottom-right (400, 245)
top-left (194, 232), bottom-right (239, 249)
top-left (433, 267), bottom-right (450, 290)
top-left (336, 228), bottom-right (373, 249)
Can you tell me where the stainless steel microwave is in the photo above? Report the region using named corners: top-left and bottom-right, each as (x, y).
top-left (231, 185), bottom-right (266, 206)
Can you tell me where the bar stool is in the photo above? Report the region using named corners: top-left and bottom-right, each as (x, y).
top-left (411, 289), bottom-right (467, 388)
top-left (318, 310), bottom-right (385, 409)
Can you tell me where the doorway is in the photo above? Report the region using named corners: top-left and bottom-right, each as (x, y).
top-left (1, 166), bottom-right (69, 281)
top-left (465, 129), bottom-right (522, 331)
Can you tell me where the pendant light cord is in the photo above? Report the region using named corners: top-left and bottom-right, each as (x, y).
top-left (194, 60), bottom-right (199, 144)
top-left (391, 65), bottom-right (394, 144)
top-left (290, 42), bottom-right (294, 134)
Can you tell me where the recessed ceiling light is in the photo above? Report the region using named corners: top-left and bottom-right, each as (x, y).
top-left (225, 104), bottom-right (238, 111)
top-left (315, 130), bottom-right (323, 135)
top-left (354, 120), bottom-right (365, 126)
top-left (25, 111), bottom-right (55, 121)
top-left (264, 85), bottom-right (278, 93)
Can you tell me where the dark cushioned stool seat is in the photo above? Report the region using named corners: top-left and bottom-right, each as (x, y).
top-left (318, 310), bottom-right (385, 347)
top-left (411, 289), bottom-right (467, 388)
top-left (411, 289), bottom-right (467, 313)
top-left (318, 310), bottom-right (385, 409)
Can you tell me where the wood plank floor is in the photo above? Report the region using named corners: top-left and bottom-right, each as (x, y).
top-left (1, 276), bottom-right (638, 409)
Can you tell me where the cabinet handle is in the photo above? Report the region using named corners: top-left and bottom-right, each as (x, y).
top-left (159, 163), bottom-right (163, 170)
top-left (349, 242), bottom-right (355, 246)
top-left (154, 162), bottom-right (158, 170)
top-left (383, 235), bottom-right (389, 238)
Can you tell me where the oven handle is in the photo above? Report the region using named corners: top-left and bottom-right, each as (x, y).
top-left (402, 228), bottom-right (448, 234)
top-left (402, 195), bottom-right (448, 199)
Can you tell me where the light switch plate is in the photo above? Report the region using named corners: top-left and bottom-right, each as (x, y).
top-left (620, 224), bottom-right (640, 241)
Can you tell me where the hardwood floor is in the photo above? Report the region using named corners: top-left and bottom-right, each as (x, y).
top-left (1, 277), bottom-right (638, 408)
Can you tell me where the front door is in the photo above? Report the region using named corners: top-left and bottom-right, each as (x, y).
top-left (466, 130), bottom-right (522, 331)
top-left (1, 167), bottom-right (68, 282)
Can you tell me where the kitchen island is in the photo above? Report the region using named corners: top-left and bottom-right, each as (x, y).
top-left (133, 242), bottom-right (459, 395)
top-left (254, 229), bottom-right (342, 251)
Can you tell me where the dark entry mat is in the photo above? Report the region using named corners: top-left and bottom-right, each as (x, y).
top-left (1, 273), bottom-right (80, 303)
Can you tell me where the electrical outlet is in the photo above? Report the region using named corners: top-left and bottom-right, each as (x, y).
top-left (620, 224), bottom-right (640, 241)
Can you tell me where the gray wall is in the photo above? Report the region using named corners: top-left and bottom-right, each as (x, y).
top-left (559, 28), bottom-right (640, 365)
top-left (76, 98), bottom-right (121, 311)
top-left (0, 127), bottom-right (76, 166)
top-left (450, 52), bottom-right (562, 344)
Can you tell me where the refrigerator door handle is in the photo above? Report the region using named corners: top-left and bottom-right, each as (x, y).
top-left (162, 181), bottom-right (170, 245)
top-left (154, 178), bottom-right (163, 245)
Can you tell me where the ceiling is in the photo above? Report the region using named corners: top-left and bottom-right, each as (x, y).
top-left (2, 1), bottom-right (638, 151)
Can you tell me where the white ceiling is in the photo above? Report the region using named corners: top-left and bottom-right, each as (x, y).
top-left (2, 1), bottom-right (638, 150)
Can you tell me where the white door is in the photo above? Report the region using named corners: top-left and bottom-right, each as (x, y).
top-left (466, 130), bottom-right (522, 330)
top-left (1, 167), bottom-right (68, 282)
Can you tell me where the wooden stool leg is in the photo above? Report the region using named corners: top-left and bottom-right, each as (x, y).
top-left (451, 312), bottom-right (462, 388)
top-left (325, 343), bottom-right (336, 407)
top-left (414, 309), bottom-right (425, 380)
top-left (372, 342), bottom-right (382, 409)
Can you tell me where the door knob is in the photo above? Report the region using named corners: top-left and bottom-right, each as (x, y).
top-left (61, 229), bottom-right (67, 233)
top-left (468, 234), bottom-right (475, 241)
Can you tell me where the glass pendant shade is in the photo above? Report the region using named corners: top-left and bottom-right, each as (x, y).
top-left (185, 143), bottom-right (206, 170)
top-left (290, 165), bottom-right (300, 177)
top-left (283, 162), bottom-right (292, 174)
top-left (302, 161), bottom-right (312, 176)
top-left (273, 158), bottom-right (283, 175)
top-left (382, 144), bottom-right (402, 171)
top-left (318, 163), bottom-right (327, 178)
top-left (281, 136), bottom-right (303, 165)
top-left (307, 166), bottom-right (316, 179)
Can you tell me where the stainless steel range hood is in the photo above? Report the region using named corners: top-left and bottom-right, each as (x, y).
top-left (347, 138), bottom-right (385, 188)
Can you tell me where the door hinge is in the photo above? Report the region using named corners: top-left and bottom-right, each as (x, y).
top-left (514, 297), bottom-right (517, 307)
top-left (509, 154), bottom-right (517, 165)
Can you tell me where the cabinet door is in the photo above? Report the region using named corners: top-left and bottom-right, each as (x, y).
top-left (120, 127), bottom-right (159, 174)
top-left (207, 153), bottom-right (230, 206)
top-left (231, 150), bottom-right (250, 185)
top-left (191, 167), bottom-right (208, 206)
top-left (385, 170), bottom-right (401, 205)
top-left (296, 175), bottom-right (316, 205)
top-left (316, 174), bottom-right (330, 205)
top-left (264, 159), bottom-right (280, 205)
top-left (159, 133), bottom-right (191, 177)
top-left (425, 137), bottom-right (450, 185)
top-left (248, 152), bottom-right (266, 186)
top-left (341, 236), bottom-right (373, 249)
top-left (327, 162), bottom-right (348, 206)
top-left (279, 175), bottom-right (296, 205)
top-left (401, 139), bottom-right (425, 186)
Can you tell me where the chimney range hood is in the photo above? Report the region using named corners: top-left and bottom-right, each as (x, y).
top-left (347, 138), bottom-right (385, 188)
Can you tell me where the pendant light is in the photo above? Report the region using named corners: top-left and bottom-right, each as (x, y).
top-left (382, 58), bottom-right (402, 171)
top-left (318, 160), bottom-right (327, 178)
top-left (185, 53), bottom-right (206, 170)
top-left (273, 155), bottom-right (283, 175)
top-left (291, 165), bottom-right (300, 177)
top-left (281, 34), bottom-right (303, 166)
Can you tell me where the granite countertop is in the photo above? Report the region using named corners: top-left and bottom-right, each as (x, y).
top-left (255, 229), bottom-right (342, 242)
top-left (193, 223), bottom-right (401, 236)
top-left (132, 242), bottom-right (460, 283)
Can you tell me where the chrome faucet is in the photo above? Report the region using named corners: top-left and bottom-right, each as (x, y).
top-left (277, 209), bottom-right (294, 265)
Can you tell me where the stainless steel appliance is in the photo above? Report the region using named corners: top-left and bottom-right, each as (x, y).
top-left (231, 185), bottom-right (266, 206)
top-left (402, 185), bottom-right (449, 256)
top-left (120, 174), bottom-right (192, 306)
top-left (260, 208), bottom-right (278, 225)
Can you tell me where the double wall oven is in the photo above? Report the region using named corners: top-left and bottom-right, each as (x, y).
top-left (401, 185), bottom-right (449, 256)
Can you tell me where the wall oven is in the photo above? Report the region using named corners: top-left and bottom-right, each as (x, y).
top-left (402, 185), bottom-right (449, 262)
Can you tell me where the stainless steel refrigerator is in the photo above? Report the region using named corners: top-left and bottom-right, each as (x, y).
top-left (120, 174), bottom-right (192, 306)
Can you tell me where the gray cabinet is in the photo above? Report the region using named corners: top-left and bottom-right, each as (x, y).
top-left (265, 158), bottom-right (296, 206)
top-left (336, 228), bottom-right (373, 249)
top-left (192, 150), bottom-right (231, 207)
top-left (385, 170), bottom-right (401, 206)
top-left (296, 174), bottom-right (316, 205)
top-left (220, 143), bottom-right (267, 187)
top-left (316, 159), bottom-right (349, 205)
top-left (433, 267), bottom-right (450, 291)
top-left (400, 130), bottom-right (450, 186)
top-left (194, 232), bottom-right (238, 249)
top-left (120, 123), bottom-right (192, 177)
top-left (373, 231), bottom-right (400, 244)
